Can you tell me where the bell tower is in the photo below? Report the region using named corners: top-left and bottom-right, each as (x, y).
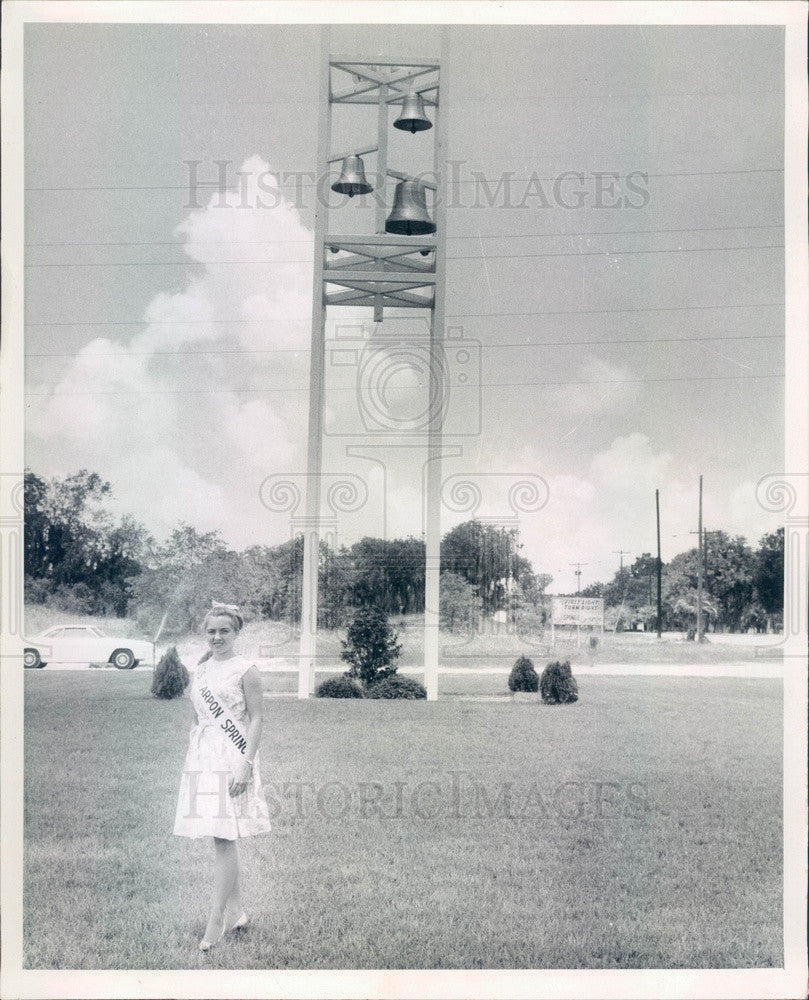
top-left (299, 29), bottom-right (449, 700)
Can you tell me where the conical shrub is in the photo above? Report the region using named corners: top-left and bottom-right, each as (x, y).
top-left (150, 646), bottom-right (190, 700)
top-left (508, 655), bottom-right (539, 692)
top-left (539, 660), bottom-right (578, 704)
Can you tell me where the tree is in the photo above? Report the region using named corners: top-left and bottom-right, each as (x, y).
top-left (441, 520), bottom-right (525, 616)
top-left (23, 471), bottom-right (50, 581)
top-left (128, 523), bottom-right (229, 634)
top-left (754, 528), bottom-right (784, 626)
top-left (701, 532), bottom-right (755, 632)
top-left (671, 591), bottom-right (720, 634)
top-left (319, 544), bottom-right (355, 628)
top-left (24, 469), bottom-right (151, 615)
top-left (25, 469), bottom-right (112, 587)
top-left (439, 571), bottom-right (481, 633)
top-left (340, 606), bottom-right (401, 686)
top-left (94, 515), bottom-right (154, 616)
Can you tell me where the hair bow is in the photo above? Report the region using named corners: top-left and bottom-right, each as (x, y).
top-left (211, 601), bottom-right (241, 614)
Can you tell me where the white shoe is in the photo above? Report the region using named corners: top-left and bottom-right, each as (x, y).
top-left (199, 916), bottom-right (225, 952)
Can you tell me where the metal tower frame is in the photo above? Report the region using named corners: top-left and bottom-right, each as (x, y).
top-left (299, 30), bottom-right (448, 700)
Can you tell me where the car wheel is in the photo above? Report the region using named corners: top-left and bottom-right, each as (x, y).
top-left (111, 648), bottom-right (136, 670)
top-left (24, 649), bottom-right (45, 669)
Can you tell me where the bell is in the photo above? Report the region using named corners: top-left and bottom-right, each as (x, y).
top-left (331, 154), bottom-right (373, 197)
top-left (393, 91), bottom-right (432, 133)
top-left (385, 180), bottom-right (436, 235)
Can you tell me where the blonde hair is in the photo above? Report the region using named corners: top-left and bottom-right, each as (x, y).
top-left (199, 603), bottom-right (244, 664)
top-left (202, 602), bottom-right (244, 632)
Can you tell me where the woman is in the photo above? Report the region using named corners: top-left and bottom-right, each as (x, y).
top-left (173, 602), bottom-right (271, 952)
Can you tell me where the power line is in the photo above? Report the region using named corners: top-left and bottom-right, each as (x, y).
top-left (30, 89), bottom-right (784, 108)
top-left (446, 302), bottom-right (784, 319)
top-left (23, 333), bottom-right (785, 360)
top-left (23, 223), bottom-right (783, 248)
top-left (22, 243), bottom-right (786, 267)
top-left (24, 372), bottom-right (784, 397)
top-left (23, 300), bottom-right (785, 327)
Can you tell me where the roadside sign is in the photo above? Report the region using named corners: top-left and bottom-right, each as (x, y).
top-left (551, 596), bottom-right (604, 642)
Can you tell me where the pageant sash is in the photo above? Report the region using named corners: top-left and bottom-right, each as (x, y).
top-left (196, 672), bottom-right (249, 757)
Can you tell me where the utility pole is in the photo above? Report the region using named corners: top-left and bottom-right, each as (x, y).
top-left (690, 521), bottom-right (718, 638)
top-left (656, 488), bottom-right (662, 638)
top-left (570, 562), bottom-right (587, 593)
top-left (613, 549), bottom-right (631, 575)
top-left (696, 474), bottom-right (704, 643)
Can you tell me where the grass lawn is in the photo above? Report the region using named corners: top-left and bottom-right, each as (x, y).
top-left (23, 670), bottom-right (782, 970)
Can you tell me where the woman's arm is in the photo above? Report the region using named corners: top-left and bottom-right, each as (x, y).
top-left (229, 665), bottom-right (264, 796)
top-left (188, 685), bottom-right (199, 726)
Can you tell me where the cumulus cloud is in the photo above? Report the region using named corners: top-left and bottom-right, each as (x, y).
top-left (29, 157), bottom-right (312, 544)
top-left (488, 432), bottom-right (776, 593)
top-left (540, 355), bottom-right (641, 417)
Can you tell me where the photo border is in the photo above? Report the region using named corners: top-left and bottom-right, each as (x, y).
top-left (2, 2), bottom-right (806, 998)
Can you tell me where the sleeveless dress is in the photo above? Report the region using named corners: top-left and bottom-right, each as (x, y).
top-left (173, 654), bottom-right (272, 840)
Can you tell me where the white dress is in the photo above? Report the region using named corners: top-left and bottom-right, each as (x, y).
top-left (173, 654), bottom-right (272, 840)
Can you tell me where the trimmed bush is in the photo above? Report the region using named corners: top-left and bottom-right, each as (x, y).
top-left (367, 675), bottom-right (427, 700)
top-left (150, 646), bottom-right (189, 700)
top-left (340, 606), bottom-right (402, 687)
top-left (315, 674), bottom-right (364, 699)
top-left (539, 660), bottom-right (578, 705)
top-left (508, 655), bottom-right (539, 693)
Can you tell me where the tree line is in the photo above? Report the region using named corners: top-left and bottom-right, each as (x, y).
top-left (23, 470), bottom-right (548, 635)
top-left (24, 469), bottom-right (784, 636)
top-left (578, 530), bottom-right (784, 633)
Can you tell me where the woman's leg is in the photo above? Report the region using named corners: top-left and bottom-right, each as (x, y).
top-left (226, 844), bottom-right (245, 922)
top-left (201, 837), bottom-right (239, 943)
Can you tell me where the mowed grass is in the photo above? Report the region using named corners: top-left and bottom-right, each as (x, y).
top-left (23, 671), bottom-right (782, 970)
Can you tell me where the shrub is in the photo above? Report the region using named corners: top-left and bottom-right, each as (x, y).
top-left (150, 646), bottom-right (189, 700)
top-left (367, 675), bottom-right (427, 700)
top-left (51, 581), bottom-right (96, 614)
top-left (539, 660), bottom-right (578, 704)
top-left (508, 655), bottom-right (539, 693)
top-left (340, 606), bottom-right (402, 687)
top-left (315, 674), bottom-right (364, 699)
top-left (25, 575), bottom-right (52, 605)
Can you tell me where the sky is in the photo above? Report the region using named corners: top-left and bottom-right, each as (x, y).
top-left (23, 21), bottom-right (786, 593)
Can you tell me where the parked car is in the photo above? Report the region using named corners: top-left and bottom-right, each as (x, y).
top-left (23, 625), bottom-right (153, 670)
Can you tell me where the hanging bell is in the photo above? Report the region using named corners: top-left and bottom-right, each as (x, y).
top-left (331, 154), bottom-right (373, 197)
top-left (385, 180), bottom-right (436, 235)
top-left (393, 91), bottom-right (432, 133)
